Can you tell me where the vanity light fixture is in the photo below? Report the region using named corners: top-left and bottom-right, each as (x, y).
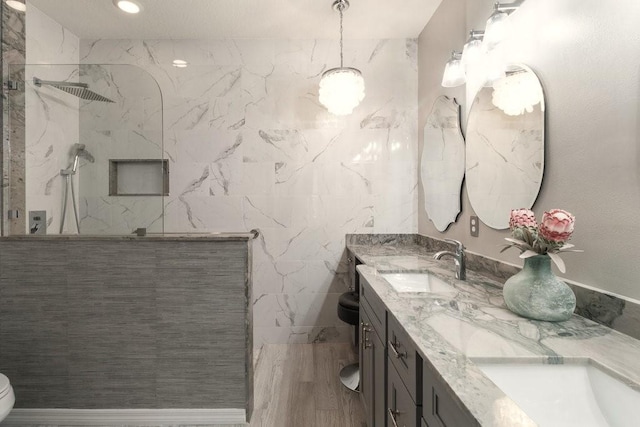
top-left (113, 0), bottom-right (142, 14)
top-left (5, 0), bottom-right (26, 12)
top-left (172, 59), bottom-right (188, 68)
top-left (318, 0), bottom-right (365, 116)
top-left (441, 51), bottom-right (465, 88)
top-left (484, 0), bottom-right (524, 50)
top-left (461, 30), bottom-right (485, 68)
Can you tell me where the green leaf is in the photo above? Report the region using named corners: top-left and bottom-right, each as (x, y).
top-left (548, 252), bottom-right (566, 274)
top-left (519, 250), bottom-right (539, 259)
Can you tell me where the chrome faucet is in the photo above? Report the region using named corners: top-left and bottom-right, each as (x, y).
top-left (433, 239), bottom-right (466, 280)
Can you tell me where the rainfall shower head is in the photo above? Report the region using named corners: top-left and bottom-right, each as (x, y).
top-left (70, 144), bottom-right (95, 173)
top-left (33, 77), bottom-right (115, 103)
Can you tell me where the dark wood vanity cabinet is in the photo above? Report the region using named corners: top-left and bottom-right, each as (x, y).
top-left (360, 277), bottom-right (387, 427)
top-left (387, 313), bottom-right (420, 427)
top-left (357, 272), bottom-right (478, 427)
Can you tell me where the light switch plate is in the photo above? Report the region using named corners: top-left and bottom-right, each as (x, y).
top-left (470, 215), bottom-right (479, 237)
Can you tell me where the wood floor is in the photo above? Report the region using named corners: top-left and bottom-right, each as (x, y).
top-left (249, 343), bottom-right (366, 427)
top-left (6, 343), bottom-right (364, 427)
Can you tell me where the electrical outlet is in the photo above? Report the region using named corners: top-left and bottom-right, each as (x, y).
top-left (470, 215), bottom-right (479, 237)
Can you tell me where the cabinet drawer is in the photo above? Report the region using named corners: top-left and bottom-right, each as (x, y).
top-left (388, 362), bottom-right (418, 427)
top-left (360, 276), bottom-right (386, 335)
top-left (388, 312), bottom-right (418, 402)
top-left (423, 357), bottom-right (478, 427)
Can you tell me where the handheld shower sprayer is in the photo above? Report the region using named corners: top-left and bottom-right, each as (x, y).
top-left (60, 143), bottom-right (95, 234)
top-left (70, 143), bottom-right (95, 174)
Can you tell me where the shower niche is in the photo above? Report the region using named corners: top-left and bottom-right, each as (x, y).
top-left (109, 159), bottom-right (169, 196)
top-left (2, 63), bottom-right (164, 236)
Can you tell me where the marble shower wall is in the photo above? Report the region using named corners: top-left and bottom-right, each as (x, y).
top-left (80, 38), bottom-right (419, 345)
top-left (24, 3), bottom-right (79, 234)
top-left (78, 64), bottom-right (164, 234)
top-left (2, 3), bottom-right (26, 235)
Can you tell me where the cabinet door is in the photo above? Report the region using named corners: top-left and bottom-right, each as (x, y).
top-left (423, 357), bottom-right (478, 427)
top-left (388, 362), bottom-right (417, 427)
top-left (372, 325), bottom-right (386, 427)
top-left (361, 307), bottom-right (374, 427)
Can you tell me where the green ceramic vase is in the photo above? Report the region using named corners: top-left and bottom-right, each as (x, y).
top-left (503, 255), bottom-right (576, 322)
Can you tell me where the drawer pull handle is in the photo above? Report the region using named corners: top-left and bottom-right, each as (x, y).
top-left (388, 340), bottom-right (407, 359)
top-left (361, 322), bottom-right (372, 349)
top-left (388, 408), bottom-right (402, 427)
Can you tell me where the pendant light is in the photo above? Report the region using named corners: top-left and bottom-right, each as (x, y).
top-left (319, 0), bottom-right (365, 116)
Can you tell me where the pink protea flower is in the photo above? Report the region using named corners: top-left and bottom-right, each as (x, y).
top-left (539, 209), bottom-right (575, 243)
top-left (509, 208), bottom-right (537, 229)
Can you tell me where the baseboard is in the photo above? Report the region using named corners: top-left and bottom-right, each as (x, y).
top-left (4, 408), bottom-right (246, 425)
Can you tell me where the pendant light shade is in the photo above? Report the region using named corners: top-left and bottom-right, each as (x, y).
top-left (441, 51), bottom-right (465, 88)
top-left (484, 1), bottom-right (524, 50)
top-left (319, 0), bottom-right (365, 116)
top-left (461, 31), bottom-right (484, 68)
top-left (319, 67), bottom-right (365, 115)
top-left (484, 10), bottom-right (509, 50)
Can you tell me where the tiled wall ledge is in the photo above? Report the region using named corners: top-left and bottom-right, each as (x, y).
top-left (346, 233), bottom-right (640, 341)
top-left (0, 230), bottom-right (259, 241)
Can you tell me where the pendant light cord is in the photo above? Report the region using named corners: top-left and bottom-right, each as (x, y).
top-left (339, 3), bottom-right (344, 68)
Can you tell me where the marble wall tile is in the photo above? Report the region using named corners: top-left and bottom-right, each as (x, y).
top-left (23, 4), bottom-right (79, 234)
top-left (75, 37), bottom-right (419, 346)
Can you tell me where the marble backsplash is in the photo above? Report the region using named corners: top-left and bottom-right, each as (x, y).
top-left (347, 233), bottom-right (640, 341)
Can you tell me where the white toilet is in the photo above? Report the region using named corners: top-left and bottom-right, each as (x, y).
top-left (0, 373), bottom-right (15, 422)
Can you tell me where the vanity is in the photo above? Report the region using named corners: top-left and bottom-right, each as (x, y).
top-left (347, 237), bottom-right (640, 427)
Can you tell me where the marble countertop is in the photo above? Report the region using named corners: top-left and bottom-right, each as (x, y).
top-left (348, 243), bottom-right (640, 427)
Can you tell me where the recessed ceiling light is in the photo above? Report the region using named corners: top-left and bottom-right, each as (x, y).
top-left (113, 0), bottom-right (142, 14)
top-left (5, 0), bottom-right (26, 12)
top-left (172, 60), bottom-right (188, 68)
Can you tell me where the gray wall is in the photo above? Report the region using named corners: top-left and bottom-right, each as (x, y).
top-left (418, 0), bottom-right (640, 302)
top-left (0, 238), bottom-right (251, 411)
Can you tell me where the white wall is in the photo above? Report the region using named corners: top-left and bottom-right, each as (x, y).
top-left (25, 2), bottom-right (79, 234)
top-left (418, 0), bottom-right (640, 301)
top-left (80, 38), bottom-right (419, 345)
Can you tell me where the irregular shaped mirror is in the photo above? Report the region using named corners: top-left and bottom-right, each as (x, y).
top-left (465, 64), bottom-right (545, 229)
top-left (421, 96), bottom-right (465, 232)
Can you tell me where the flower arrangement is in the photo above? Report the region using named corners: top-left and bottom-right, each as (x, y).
top-left (501, 208), bottom-right (582, 273)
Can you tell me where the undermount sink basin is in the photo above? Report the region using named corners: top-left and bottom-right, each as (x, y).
top-left (475, 359), bottom-right (640, 427)
top-left (380, 273), bottom-right (456, 294)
